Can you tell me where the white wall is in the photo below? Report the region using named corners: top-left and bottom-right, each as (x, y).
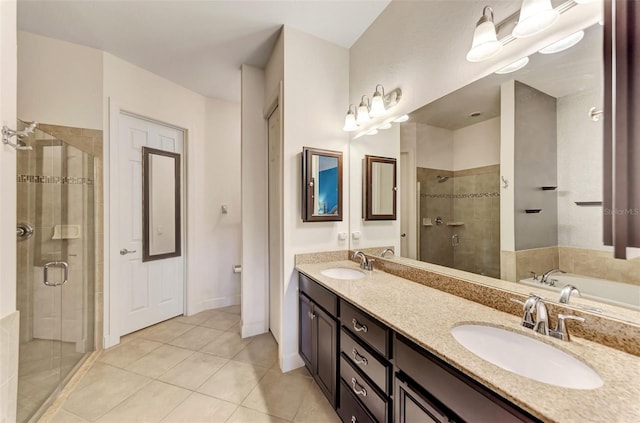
top-left (17, 31), bottom-right (103, 129)
top-left (281, 26), bottom-right (350, 371)
top-left (103, 54), bottom-right (241, 345)
top-left (0, 1), bottom-right (19, 421)
top-left (500, 81), bottom-right (516, 253)
top-left (350, 125), bottom-right (400, 251)
top-left (416, 124), bottom-right (453, 170)
top-left (240, 64), bottom-right (268, 338)
top-left (453, 117), bottom-right (500, 170)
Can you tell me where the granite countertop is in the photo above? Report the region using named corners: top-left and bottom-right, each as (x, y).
top-left (296, 260), bottom-right (640, 423)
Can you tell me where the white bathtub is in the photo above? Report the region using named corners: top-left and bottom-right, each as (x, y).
top-left (519, 273), bottom-right (640, 311)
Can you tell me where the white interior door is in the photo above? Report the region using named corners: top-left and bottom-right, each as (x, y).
top-left (116, 113), bottom-right (184, 336)
top-left (268, 105), bottom-right (282, 344)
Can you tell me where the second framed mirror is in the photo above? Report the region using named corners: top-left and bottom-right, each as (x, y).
top-left (364, 155), bottom-right (397, 220)
top-left (301, 147), bottom-right (343, 222)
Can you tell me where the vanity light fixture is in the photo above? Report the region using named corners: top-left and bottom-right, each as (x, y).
top-left (367, 129), bottom-right (379, 136)
top-left (343, 104), bottom-right (358, 132)
top-left (466, 6), bottom-right (503, 62)
top-left (495, 56), bottom-right (530, 74)
top-left (538, 30), bottom-right (584, 54)
top-left (512, 0), bottom-right (559, 38)
top-left (370, 85), bottom-right (387, 117)
top-left (357, 95), bottom-right (371, 124)
top-left (379, 122), bottom-right (393, 130)
top-left (393, 115), bottom-right (410, 123)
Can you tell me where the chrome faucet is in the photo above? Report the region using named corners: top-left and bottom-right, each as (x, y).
top-left (550, 314), bottom-right (585, 341)
top-left (380, 248), bottom-right (394, 258)
top-left (511, 294), bottom-right (543, 330)
top-left (533, 300), bottom-right (549, 336)
top-left (540, 268), bottom-right (566, 285)
top-left (352, 251), bottom-right (367, 269)
top-left (559, 284), bottom-right (581, 304)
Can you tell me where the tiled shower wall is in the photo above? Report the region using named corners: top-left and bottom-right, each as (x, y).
top-left (418, 165), bottom-right (500, 278)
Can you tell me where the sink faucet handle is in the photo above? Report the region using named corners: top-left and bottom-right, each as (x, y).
top-left (530, 271), bottom-right (538, 281)
top-left (551, 314), bottom-right (585, 341)
top-left (365, 258), bottom-right (375, 271)
top-left (510, 297), bottom-right (536, 329)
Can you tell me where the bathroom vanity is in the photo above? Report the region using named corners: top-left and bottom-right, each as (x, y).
top-left (296, 255), bottom-right (640, 423)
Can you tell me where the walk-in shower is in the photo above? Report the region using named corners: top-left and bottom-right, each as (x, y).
top-left (15, 122), bottom-right (96, 422)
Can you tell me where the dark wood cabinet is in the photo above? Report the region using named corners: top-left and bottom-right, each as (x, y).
top-left (395, 373), bottom-right (452, 423)
top-left (298, 274), bottom-right (339, 408)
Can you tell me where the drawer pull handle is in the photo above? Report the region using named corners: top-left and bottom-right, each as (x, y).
top-left (352, 318), bottom-right (368, 333)
top-left (351, 377), bottom-right (367, 397)
top-left (308, 311), bottom-right (315, 320)
top-left (352, 348), bottom-right (368, 366)
top-left (351, 417), bottom-right (357, 423)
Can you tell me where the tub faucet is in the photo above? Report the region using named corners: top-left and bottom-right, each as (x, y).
top-left (352, 251), bottom-right (368, 269)
top-left (380, 248), bottom-right (394, 258)
top-left (559, 284), bottom-right (581, 304)
top-left (540, 268), bottom-right (566, 285)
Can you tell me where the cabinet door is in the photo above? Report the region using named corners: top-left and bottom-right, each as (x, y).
top-left (395, 374), bottom-right (452, 423)
top-left (313, 304), bottom-right (338, 408)
top-left (299, 293), bottom-right (313, 370)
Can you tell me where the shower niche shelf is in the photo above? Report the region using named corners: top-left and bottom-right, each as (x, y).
top-left (541, 186), bottom-right (557, 191)
top-left (575, 201), bottom-right (603, 206)
top-left (525, 209), bottom-right (542, 214)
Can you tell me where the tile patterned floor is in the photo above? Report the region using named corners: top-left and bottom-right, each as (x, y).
top-left (47, 305), bottom-right (340, 423)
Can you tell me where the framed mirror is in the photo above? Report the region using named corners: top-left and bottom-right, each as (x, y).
top-left (364, 155), bottom-right (397, 220)
top-left (301, 147), bottom-right (343, 222)
top-left (142, 147), bottom-right (181, 262)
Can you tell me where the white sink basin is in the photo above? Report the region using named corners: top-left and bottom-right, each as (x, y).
top-left (320, 267), bottom-right (366, 280)
top-left (451, 325), bottom-right (603, 390)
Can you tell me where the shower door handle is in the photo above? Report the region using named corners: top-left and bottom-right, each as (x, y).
top-left (43, 261), bottom-right (69, 287)
top-left (120, 248), bottom-right (136, 255)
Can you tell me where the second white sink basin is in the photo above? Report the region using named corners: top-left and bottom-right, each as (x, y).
top-left (451, 324), bottom-right (603, 390)
top-left (320, 267), bottom-right (365, 280)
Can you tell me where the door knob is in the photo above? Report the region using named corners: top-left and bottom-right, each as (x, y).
top-left (120, 248), bottom-right (137, 255)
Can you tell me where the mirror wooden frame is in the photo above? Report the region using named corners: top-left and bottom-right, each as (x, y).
top-left (142, 146), bottom-right (181, 262)
top-left (364, 155), bottom-right (397, 221)
top-left (301, 147), bottom-right (343, 222)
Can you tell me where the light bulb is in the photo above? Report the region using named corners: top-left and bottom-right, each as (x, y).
top-left (370, 85), bottom-right (386, 117)
top-left (343, 112), bottom-right (357, 132)
top-left (512, 0), bottom-right (559, 38)
top-left (467, 6), bottom-right (503, 62)
top-left (357, 97), bottom-right (370, 124)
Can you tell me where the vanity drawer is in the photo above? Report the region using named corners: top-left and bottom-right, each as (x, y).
top-left (339, 379), bottom-right (376, 423)
top-left (340, 300), bottom-right (391, 358)
top-left (341, 328), bottom-right (391, 395)
top-left (299, 272), bottom-right (337, 316)
top-left (340, 355), bottom-right (390, 423)
top-left (394, 334), bottom-right (540, 423)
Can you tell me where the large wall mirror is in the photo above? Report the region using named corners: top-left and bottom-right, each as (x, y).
top-left (364, 155), bottom-right (397, 220)
top-left (301, 147), bottom-right (343, 222)
top-left (351, 12), bottom-right (640, 324)
top-left (142, 147), bottom-right (181, 262)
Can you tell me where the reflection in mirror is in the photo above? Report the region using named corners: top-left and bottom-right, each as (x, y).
top-left (302, 147), bottom-right (343, 222)
top-left (390, 21), bottom-right (640, 320)
top-left (364, 155), bottom-right (397, 220)
top-left (143, 147), bottom-right (181, 262)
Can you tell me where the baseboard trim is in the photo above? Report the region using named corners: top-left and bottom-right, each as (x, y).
top-left (241, 320), bottom-right (267, 338)
top-left (190, 295), bottom-right (240, 315)
top-left (280, 352), bottom-right (305, 373)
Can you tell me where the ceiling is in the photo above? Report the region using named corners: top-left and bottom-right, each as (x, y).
top-left (17, 0), bottom-right (391, 103)
top-left (410, 23), bottom-right (603, 130)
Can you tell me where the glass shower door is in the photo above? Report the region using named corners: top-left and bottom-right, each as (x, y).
top-left (16, 124), bottom-right (95, 423)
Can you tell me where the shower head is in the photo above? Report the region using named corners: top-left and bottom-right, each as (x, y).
top-left (436, 175), bottom-right (449, 183)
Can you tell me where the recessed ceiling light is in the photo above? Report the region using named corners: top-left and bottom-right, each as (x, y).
top-left (495, 57), bottom-right (530, 74)
top-left (470, 112), bottom-right (482, 117)
top-left (538, 31), bottom-right (584, 54)
top-left (393, 115), bottom-right (409, 123)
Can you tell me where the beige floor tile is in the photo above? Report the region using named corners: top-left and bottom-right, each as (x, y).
top-left (242, 369), bottom-right (313, 420)
top-left (158, 352), bottom-right (228, 390)
top-left (62, 363), bottom-right (150, 421)
top-left (200, 311), bottom-right (240, 331)
top-left (95, 380), bottom-right (190, 423)
top-left (172, 311), bottom-right (215, 326)
top-left (160, 392), bottom-right (237, 423)
top-left (199, 331), bottom-right (251, 358)
top-left (126, 345), bottom-right (193, 378)
top-left (168, 326), bottom-right (224, 351)
top-left (136, 320), bottom-right (195, 343)
top-left (226, 406), bottom-right (291, 423)
top-left (217, 304), bottom-right (241, 315)
top-left (98, 338), bottom-right (163, 369)
top-left (293, 382), bottom-right (340, 423)
top-left (197, 360), bottom-right (268, 404)
top-left (227, 322), bottom-right (241, 334)
top-left (233, 333), bottom-right (278, 368)
top-left (49, 409), bottom-right (89, 423)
